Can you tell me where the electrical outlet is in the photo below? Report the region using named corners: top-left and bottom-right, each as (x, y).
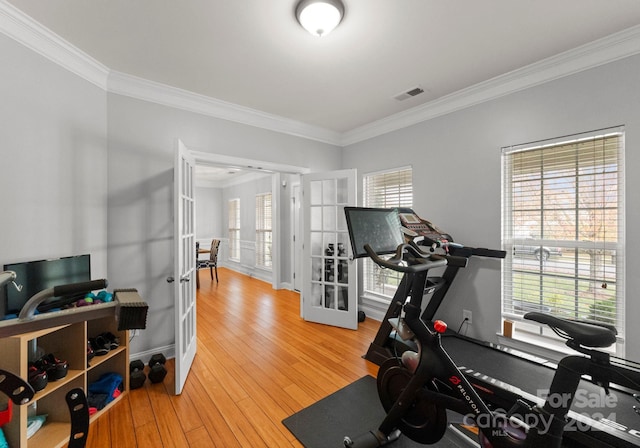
top-left (463, 309), bottom-right (472, 325)
top-left (131, 329), bottom-right (140, 337)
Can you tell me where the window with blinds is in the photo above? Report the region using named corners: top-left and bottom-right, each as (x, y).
top-left (228, 198), bottom-right (240, 261)
top-left (256, 193), bottom-right (272, 269)
top-left (502, 127), bottom-right (625, 347)
top-left (363, 167), bottom-right (413, 297)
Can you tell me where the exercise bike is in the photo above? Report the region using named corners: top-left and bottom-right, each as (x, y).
top-left (342, 212), bottom-right (640, 448)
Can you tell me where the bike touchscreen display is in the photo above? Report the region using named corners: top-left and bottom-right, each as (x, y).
top-left (344, 207), bottom-right (405, 259)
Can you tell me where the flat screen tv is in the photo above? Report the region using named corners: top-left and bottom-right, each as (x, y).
top-left (2, 254), bottom-right (91, 317)
top-left (344, 207), bottom-right (404, 259)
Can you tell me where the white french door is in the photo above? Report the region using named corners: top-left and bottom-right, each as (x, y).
top-left (293, 183), bottom-right (302, 292)
top-left (302, 169), bottom-right (357, 329)
top-left (173, 139), bottom-right (197, 395)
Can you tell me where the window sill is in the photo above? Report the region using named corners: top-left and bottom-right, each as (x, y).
top-left (497, 321), bottom-right (624, 362)
top-left (362, 292), bottom-right (393, 305)
top-left (497, 329), bottom-right (571, 365)
top-left (497, 325), bottom-right (617, 364)
top-left (360, 292), bottom-right (393, 322)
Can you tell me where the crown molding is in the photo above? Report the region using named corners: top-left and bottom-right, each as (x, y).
top-left (0, 0), bottom-right (340, 145)
top-left (341, 24), bottom-right (640, 146)
top-left (2, 1), bottom-right (640, 147)
top-left (0, 0), bottom-right (109, 89)
top-left (107, 71), bottom-right (342, 146)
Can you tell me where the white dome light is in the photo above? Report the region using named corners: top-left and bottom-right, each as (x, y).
top-left (296, 0), bottom-right (345, 37)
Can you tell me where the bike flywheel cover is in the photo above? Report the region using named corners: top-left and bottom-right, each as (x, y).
top-left (377, 357), bottom-right (448, 444)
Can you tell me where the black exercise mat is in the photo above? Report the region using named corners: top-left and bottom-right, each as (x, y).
top-left (282, 375), bottom-right (473, 448)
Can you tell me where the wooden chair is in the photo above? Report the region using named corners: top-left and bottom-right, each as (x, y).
top-left (196, 241), bottom-right (203, 288)
top-left (196, 239), bottom-right (220, 288)
top-left (207, 239), bottom-right (220, 283)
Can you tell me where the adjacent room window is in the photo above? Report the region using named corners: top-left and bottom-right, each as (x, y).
top-left (228, 198), bottom-right (240, 261)
top-left (502, 127), bottom-right (625, 353)
top-left (256, 193), bottom-right (272, 269)
top-left (363, 167), bottom-right (413, 298)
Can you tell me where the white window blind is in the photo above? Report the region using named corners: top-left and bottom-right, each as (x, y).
top-left (363, 167), bottom-right (413, 297)
top-left (256, 193), bottom-right (272, 269)
top-left (502, 128), bottom-right (625, 343)
top-left (228, 198), bottom-right (240, 261)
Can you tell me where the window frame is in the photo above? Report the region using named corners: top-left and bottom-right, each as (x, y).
top-left (362, 166), bottom-right (413, 299)
top-left (501, 127), bottom-right (625, 355)
top-left (228, 198), bottom-right (240, 262)
top-left (255, 192), bottom-right (272, 269)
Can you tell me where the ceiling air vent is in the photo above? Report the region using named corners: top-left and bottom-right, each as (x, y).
top-left (393, 86), bottom-right (425, 101)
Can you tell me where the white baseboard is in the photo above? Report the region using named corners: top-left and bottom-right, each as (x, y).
top-left (130, 343), bottom-right (174, 363)
top-left (359, 296), bottom-right (388, 322)
top-left (220, 262), bottom-right (272, 284)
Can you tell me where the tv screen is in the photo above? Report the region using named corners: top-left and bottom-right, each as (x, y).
top-left (2, 254), bottom-right (91, 316)
top-left (344, 207), bottom-right (405, 259)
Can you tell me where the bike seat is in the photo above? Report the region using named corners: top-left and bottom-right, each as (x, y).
top-left (524, 312), bottom-right (617, 348)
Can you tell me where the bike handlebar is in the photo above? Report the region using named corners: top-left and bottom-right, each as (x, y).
top-left (363, 243), bottom-right (447, 273)
top-left (428, 240), bottom-right (465, 252)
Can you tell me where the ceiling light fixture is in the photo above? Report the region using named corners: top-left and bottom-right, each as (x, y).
top-left (295, 0), bottom-right (345, 37)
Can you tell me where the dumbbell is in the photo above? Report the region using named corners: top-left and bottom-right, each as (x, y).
top-left (148, 353), bottom-right (167, 384)
top-left (130, 360), bottom-right (146, 389)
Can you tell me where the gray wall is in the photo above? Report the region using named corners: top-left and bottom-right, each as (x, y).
top-left (3, 25), bottom-right (638, 363)
top-left (195, 185), bottom-right (223, 241)
top-left (222, 174), bottom-right (272, 244)
top-left (343, 54), bottom-right (640, 361)
top-left (196, 172), bottom-right (298, 287)
top-left (107, 93), bottom-right (342, 356)
top-left (219, 174), bottom-right (271, 275)
top-left (0, 34), bottom-right (108, 279)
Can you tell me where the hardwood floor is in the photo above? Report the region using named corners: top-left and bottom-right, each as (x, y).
top-left (86, 268), bottom-right (380, 447)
